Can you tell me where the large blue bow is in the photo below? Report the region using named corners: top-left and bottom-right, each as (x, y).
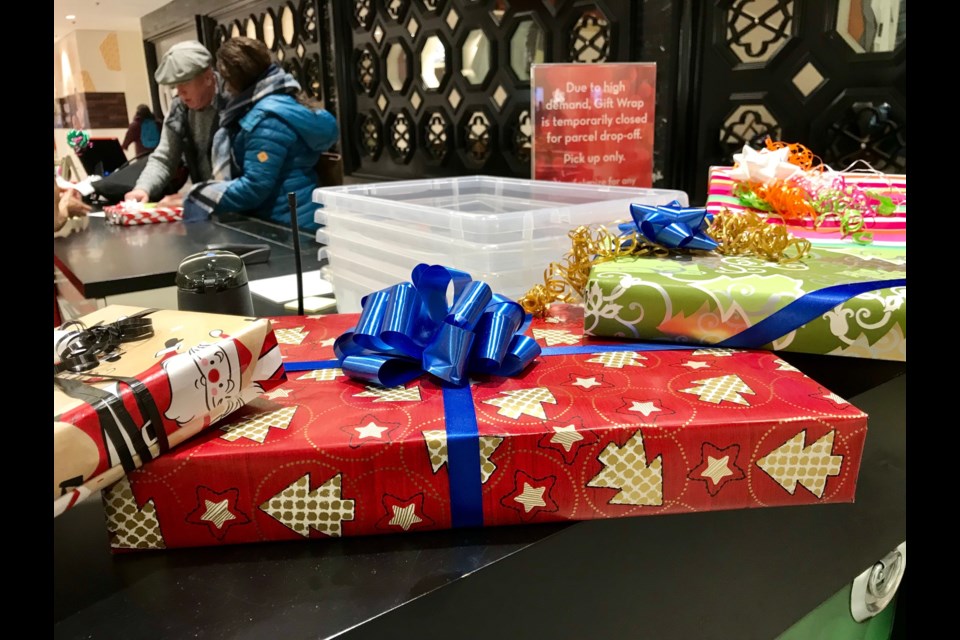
top-left (618, 200), bottom-right (718, 251)
top-left (333, 264), bottom-right (542, 387)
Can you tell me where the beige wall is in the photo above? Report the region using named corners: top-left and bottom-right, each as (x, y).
top-left (54, 29), bottom-right (153, 173)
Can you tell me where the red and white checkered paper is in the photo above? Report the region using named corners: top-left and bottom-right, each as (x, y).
top-left (104, 202), bottom-right (184, 225)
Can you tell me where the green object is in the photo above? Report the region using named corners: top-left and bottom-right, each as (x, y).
top-left (583, 246), bottom-right (906, 361)
top-left (777, 583), bottom-right (898, 640)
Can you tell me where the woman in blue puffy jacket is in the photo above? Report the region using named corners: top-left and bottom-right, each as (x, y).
top-left (184, 37), bottom-right (338, 231)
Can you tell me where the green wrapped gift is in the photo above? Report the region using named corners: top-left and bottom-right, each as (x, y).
top-left (583, 245), bottom-right (906, 361)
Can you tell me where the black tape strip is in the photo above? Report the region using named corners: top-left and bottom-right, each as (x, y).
top-left (54, 377), bottom-right (154, 474)
top-left (116, 375), bottom-right (169, 455)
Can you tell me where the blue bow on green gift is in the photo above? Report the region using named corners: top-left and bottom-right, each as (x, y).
top-left (333, 264), bottom-right (541, 387)
top-left (618, 200), bottom-right (718, 251)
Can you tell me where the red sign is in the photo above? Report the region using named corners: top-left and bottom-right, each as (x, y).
top-left (531, 62), bottom-right (656, 187)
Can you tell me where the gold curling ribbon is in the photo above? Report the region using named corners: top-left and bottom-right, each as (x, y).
top-left (519, 225), bottom-right (667, 318)
top-left (709, 208), bottom-right (811, 263)
top-left (519, 209), bottom-right (811, 318)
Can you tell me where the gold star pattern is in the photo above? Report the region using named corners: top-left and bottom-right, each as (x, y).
top-left (264, 387), bottom-right (293, 399)
top-left (571, 377), bottom-right (603, 389)
top-left (514, 483), bottom-right (547, 512)
top-left (616, 398), bottom-right (674, 423)
top-left (376, 493), bottom-right (433, 532)
top-left (679, 360), bottom-right (711, 370)
top-left (688, 443), bottom-right (745, 495)
top-left (701, 456), bottom-right (734, 484)
top-left (200, 499), bottom-right (236, 529)
top-left (628, 401), bottom-right (661, 417)
top-left (816, 390), bottom-right (849, 407)
top-left (549, 424), bottom-right (584, 452)
top-left (355, 421), bottom-right (389, 439)
top-left (774, 358), bottom-right (800, 372)
top-left (388, 504), bottom-right (422, 531)
top-left (500, 471), bottom-right (559, 520)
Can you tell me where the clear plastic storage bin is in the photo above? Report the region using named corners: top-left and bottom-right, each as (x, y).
top-left (322, 246), bottom-right (547, 314)
top-left (315, 221), bottom-right (570, 274)
top-left (314, 176), bottom-right (688, 244)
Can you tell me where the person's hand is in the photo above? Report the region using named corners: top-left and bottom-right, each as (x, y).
top-left (55, 189), bottom-right (92, 232)
top-left (125, 189), bottom-right (150, 202)
top-left (157, 193), bottom-right (184, 208)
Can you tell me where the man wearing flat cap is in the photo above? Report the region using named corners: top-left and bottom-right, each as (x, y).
top-left (125, 41), bottom-right (230, 205)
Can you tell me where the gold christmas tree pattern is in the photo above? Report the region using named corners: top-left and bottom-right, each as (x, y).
top-left (274, 326), bottom-right (309, 345)
top-left (259, 473), bottom-right (355, 538)
top-left (681, 375), bottom-right (756, 405)
top-left (585, 351), bottom-right (648, 369)
top-left (757, 430), bottom-right (843, 498)
top-left (296, 368), bottom-right (344, 381)
top-left (587, 429), bottom-right (663, 506)
top-left (532, 328), bottom-right (582, 346)
top-left (482, 387), bottom-right (557, 419)
top-left (422, 430), bottom-right (503, 483)
top-left (219, 406), bottom-right (298, 443)
top-left (104, 477), bottom-right (166, 550)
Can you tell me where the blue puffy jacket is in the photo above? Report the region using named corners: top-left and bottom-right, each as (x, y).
top-left (214, 94), bottom-right (338, 231)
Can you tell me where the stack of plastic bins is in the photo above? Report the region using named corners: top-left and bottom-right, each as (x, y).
top-left (313, 176), bottom-right (689, 313)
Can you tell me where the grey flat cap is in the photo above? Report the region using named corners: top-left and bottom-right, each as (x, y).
top-left (155, 41), bottom-right (214, 85)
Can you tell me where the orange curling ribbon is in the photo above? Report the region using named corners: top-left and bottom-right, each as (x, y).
top-left (764, 138), bottom-right (823, 173)
top-left (734, 139), bottom-right (901, 245)
top-left (752, 180), bottom-right (817, 222)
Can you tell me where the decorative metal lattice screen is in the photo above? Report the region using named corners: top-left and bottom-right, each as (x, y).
top-left (685, 0), bottom-right (905, 203)
top-left (337, 0), bottom-right (635, 180)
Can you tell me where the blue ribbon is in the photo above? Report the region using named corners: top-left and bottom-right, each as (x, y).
top-left (333, 264), bottom-right (541, 387)
top-left (717, 278), bottom-right (907, 349)
top-left (619, 200), bottom-right (718, 251)
top-left (442, 384), bottom-right (484, 528)
top-left (287, 339), bottom-right (697, 528)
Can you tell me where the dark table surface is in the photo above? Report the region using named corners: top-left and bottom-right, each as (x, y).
top-left (53, 351), bottom-right (906, 640)
top-left (53, 212), bottom-right (322, 302)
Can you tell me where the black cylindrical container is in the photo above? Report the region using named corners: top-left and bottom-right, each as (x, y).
top-left (176, 250), bottom-right (255, 316)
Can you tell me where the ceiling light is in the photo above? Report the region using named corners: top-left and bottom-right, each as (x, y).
top-left (65, 14), bottom-right (76, 20)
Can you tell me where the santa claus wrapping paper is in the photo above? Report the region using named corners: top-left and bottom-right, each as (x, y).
top-left (99, 266), bottom-right (868, 551)
top-left (54, 306), bottom-right (286, 517)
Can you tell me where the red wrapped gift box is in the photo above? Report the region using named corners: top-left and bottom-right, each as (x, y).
top-left (104, 305), bottom-right (867, 550)
top-left (103, 201), bottom-right (184, 225)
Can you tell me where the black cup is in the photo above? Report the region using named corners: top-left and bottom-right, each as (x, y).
top-left (176, 250), bottom-right (255, 316)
